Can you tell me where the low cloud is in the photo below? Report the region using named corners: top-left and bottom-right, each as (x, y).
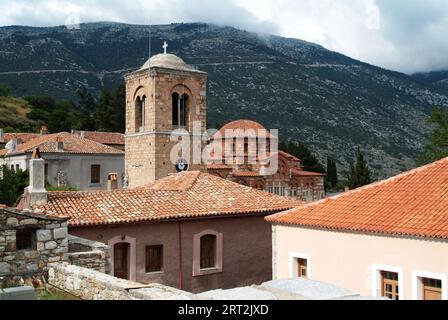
top-left (0, 0), bottom-right (447, 74)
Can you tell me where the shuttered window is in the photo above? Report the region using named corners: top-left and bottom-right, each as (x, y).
top-left (200, 235), bottom-right (216, 269)
top-left (91, 165), bottom-right (101, 184)
top-left (146, 245), bottom-right (163, 273)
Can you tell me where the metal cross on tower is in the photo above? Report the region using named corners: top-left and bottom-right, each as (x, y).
top-left (163, 41), bottom-right (168, 54)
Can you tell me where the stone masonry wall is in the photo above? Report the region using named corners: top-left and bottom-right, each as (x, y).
top-left (48, 263), bottom-right (194, 300)
top-left (0, 209), bottom-right (68, 277)
top-left (125, 66), bottom-right (207, 188)
top-left (67, 235), bottom-right (111, 273)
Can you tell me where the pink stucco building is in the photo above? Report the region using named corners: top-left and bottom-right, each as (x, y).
top-left (267, 157), bottom-right (448, 300)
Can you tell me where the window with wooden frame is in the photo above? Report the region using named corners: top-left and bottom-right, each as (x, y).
top-left (16, 229), bottom-right (36, 251)
top-left (297, 258), bottom-right (308, 278)
top-left (381, 271), bottom-right (400, 300)
top-left (90, 164), bottom-right (101, 184)
top-left (200, 234), bottom-right (217, 269)
top-left (145, 245), bottom-right (163, 273)
top-left (421, 278), bottom-right (442, 300)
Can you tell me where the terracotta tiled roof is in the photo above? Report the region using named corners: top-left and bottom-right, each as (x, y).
top-left (29, 172), bottom-right (299, 227)
top-left (291, 169), bottom-right (326, 177)
top-left (73, 131), bottom-right (125, 146)
top-left (232, 171), bottom-right (263, 177)
top-left (267, 157), bottom-right (448, 240)
top-left (279, 151), bottom-right (300, 162)
top-left (0, 132), bottom-right (124, 156)
top-left (207, 164), bottom-right (233, 170)
top-left (1, 133), bottom-right (40, 144)
top-left (213, 120), bottom-right (275, 139)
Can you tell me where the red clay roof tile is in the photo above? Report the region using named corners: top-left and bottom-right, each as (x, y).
top-left (29, 171), bottom-right (299, 227)
top-left (267, 157), bottom-right (448, 240)
top-left (0, 132), bottom-right (124, 156)
top-left (74, 131), bottom-right (125, 145)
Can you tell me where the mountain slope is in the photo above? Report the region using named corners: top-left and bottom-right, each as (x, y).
top-left (0, 96), bottom-right (37, 132)
top-left (412, 70), bottom-right (448, 95)
top-left (0, 22), bottom-right (447, 178)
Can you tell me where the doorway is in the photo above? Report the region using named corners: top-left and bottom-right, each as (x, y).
top-left (114, 242), bottom-right (130, 280)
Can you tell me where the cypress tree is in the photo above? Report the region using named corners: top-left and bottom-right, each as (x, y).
top-left (113, 84), bottom-right (126, 133)
top-left (417, 106), bottom-right (448, 165)
top-left (95, 87), bottom-right (115, 131)
top-left (326, 157), bottom-right (338, 189)
top-left (347, 147), bottom-right (371, 190)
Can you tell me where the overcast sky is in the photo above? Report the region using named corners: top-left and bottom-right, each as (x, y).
top-left (0, 0), bottom-right (447, 74)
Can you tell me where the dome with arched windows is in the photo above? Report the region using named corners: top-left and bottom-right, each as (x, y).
top-left (213, 120), bottom-right (275, 139)
top-left (140, 53), bottom-right (200, 72)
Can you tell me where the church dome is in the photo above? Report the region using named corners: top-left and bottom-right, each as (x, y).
top-left (221, 120), bottom-right (267, 132)
top-left (213, 120), bottom-right (274, 139)
top-left (140, 53), bottom-right (198, 72)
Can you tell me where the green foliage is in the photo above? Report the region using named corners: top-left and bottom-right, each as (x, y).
top-left (112, 84), bottom-right (126, 133)
top-left (20, 85), bottom-right (125, 134)
top-left (75, 88), bottom-right (97, 131)
top-left (0, 83), bottom-right (11, 97)
top-left (326, 157), bottom-right (339, 190)
top-left (417, 107), bottom-right (448, 166)
top-left (46, 186), bottom-right (79, 192)
top-left (347, 147), bottom-right (372, 190)
top-left (279, 141), bottom-right (326, 173)
top-left (0, 164), bottom-right (29, 206)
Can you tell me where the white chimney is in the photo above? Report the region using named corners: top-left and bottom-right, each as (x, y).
top-left (24, 149), bottom-right (47, 206)
top-left (56, 136), bottom-right (64, 152)
top-left (108, 173), bottom-right (119, 191)
top-left (40, 126), bottom-right (48, 135)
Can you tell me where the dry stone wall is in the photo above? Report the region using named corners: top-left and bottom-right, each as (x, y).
top-left (67, 235), bottom-right (110, 273)
top-left (48, 263), bottom-right (194, 300)
top-left (0, 209), bottom-right (68, 277)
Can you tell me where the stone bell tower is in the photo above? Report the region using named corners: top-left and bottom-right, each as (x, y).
top-left (124, 48), bottom-right (207, 188)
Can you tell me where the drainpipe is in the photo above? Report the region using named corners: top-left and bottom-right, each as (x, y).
top-left (178, 221), bottom-right (183, 290)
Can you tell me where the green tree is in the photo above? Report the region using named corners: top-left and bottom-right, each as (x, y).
top-left (0, 83), bottom-right (11, 97)
top-left (279, 141), bottom-right (326, 173)
top-left (347, 147), bottom-right (371, 190)
top-left (95, 87), bottom-right (115, 131)
top-left (326, 157), bottom-right (338, 189)
top-left (112, 84), bottom-right (126, 133)
top-left (0, 164), bottom-right (29, 206)
top-left (48, 109), bottom-right (74, 133)
top-left (75, 88), bottom-right (97, 131)
top-left (417, 107), bottom-right (448, 166)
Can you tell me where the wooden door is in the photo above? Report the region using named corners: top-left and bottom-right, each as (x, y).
top-left (423, 278), bottom-right (442, 300)
top-left (114, 243), bottom-right (129, 280)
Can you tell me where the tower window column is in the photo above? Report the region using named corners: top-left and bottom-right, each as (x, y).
top-left (172, 93), bottom-right (188, 128)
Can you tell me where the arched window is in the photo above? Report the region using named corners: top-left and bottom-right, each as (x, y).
top-left (135, 96), bottom-right (145, 132)
top-left (200, 234), bottom-right (217, 269)
top-left (172, 93), bottom-right (188, 127)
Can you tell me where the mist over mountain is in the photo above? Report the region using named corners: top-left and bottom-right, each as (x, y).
top-left (1, 22), bottom-right (447, 178)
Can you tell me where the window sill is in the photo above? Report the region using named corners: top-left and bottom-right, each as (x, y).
top-left (145, 271), bottom-right (164, 276)
top-left (89, 183), bottom-right (102, 187)
top-left (194, 267), bottom-right (222, 277)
